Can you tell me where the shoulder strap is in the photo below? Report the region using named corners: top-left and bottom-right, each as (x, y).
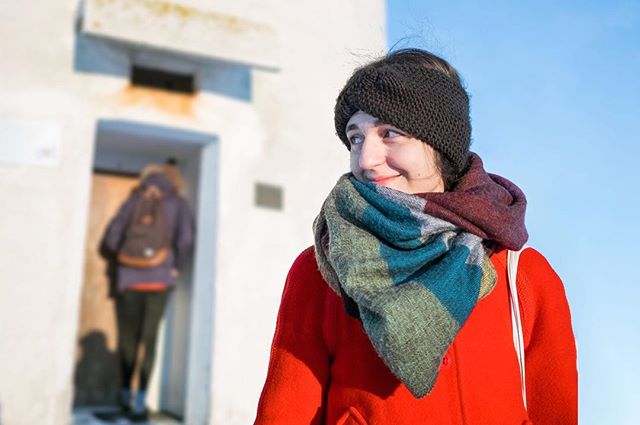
top-left (507, 248), bottom-right (528, 410)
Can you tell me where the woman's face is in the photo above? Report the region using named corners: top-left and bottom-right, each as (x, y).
top-left (346, 111), bottom-right (445, 194)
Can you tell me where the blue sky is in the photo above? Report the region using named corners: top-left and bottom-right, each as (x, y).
top-left (387, 1), bottom-right (640, 423)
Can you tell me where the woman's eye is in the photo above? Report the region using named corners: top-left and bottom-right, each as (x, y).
top-left (348, 135), bottom-right (364, 145)
top-left (384, 129), bottom-right (402, 138)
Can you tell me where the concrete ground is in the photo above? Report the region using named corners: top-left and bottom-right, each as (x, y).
top-left (72, 407), bottom-right (181, 425)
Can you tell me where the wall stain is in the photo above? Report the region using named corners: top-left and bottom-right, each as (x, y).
top-left (116, 85), bottom-right (195, 116)
top-left (90, 0), bottom-right (271, 35)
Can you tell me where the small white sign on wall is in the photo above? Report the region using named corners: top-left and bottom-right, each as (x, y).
top-left (0, 118), bottom-right (63, 167)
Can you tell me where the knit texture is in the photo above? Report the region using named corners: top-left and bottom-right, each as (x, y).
top-left (420, 153), bottom-right (529, 250)
top-left (334, 63), bottom-right (471, 175)
top-left (313, 174), bottom-right (496, 397)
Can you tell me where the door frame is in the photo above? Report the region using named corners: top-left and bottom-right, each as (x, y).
top-left (86, 119), bottom-right (218, 424)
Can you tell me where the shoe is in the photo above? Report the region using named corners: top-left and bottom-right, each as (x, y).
top-left (117, 399), bottom-right (131, 415)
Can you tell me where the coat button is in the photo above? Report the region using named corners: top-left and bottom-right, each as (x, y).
top-left (442, 355), bottom-right (451, 367)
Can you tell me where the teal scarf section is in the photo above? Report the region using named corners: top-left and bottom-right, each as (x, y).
top-left (314, 174), bottom-right (496, 398)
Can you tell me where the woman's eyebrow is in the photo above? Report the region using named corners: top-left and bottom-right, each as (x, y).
top-left (346, 119), bottom-right (384, 132)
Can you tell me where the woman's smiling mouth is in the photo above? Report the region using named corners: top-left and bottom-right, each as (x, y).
top-left (369, 175), bottom-right (400, 185)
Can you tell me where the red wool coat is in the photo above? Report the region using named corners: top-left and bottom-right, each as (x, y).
top-left (255, 247), bottom-right (577, 425)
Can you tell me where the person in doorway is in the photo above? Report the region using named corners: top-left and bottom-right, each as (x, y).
top-left (100, 161), bottom-right (195, 422)
top-left (255, 49), bottom-right (577, 424)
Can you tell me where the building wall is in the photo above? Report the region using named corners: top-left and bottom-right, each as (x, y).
top-left (0, 1), bottom-right (385, 424)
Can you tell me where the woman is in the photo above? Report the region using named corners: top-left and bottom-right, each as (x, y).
top-left (254, 49), bottom-right (577, 424)
top-left (101, 162), bottom-right (195, 421)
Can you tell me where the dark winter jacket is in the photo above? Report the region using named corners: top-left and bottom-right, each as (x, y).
top-left (101, 173), bottom-right (196, 292)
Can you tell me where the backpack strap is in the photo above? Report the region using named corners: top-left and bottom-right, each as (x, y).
top-left (507, 248), bottom-right (527, 410)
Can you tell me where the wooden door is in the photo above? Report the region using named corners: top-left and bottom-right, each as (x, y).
top-left (73, 172), bottom-right (138, 406)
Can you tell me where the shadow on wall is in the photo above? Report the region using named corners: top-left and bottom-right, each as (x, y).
top-left (72, 4), bottom-right (252, 102)
top-left (74, 331), bottom-right (120, 406)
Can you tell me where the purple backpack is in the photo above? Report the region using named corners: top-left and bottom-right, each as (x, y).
top-left (117, 186), bottom-right (170, 268)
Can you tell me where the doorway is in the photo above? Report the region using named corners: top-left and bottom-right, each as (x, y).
top-left (73, 120), bottom-right (218, 424)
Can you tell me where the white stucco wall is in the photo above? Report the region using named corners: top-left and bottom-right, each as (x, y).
top-left (0, 1), bottom-right (385, 424)
top-left (209, 2), bottom-right (386, 424)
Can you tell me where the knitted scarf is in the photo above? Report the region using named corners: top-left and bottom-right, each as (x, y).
top-left (313, 153), bottom-right (527, 398)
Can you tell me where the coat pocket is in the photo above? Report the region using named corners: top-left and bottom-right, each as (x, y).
top-left (336, 406), bottom-right (368, 425)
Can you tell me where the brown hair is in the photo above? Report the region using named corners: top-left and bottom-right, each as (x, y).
top-left (381, 48), bottom-right (464, 84)
top-left (140, 163), bottom-right (186, 195)
top-left (433, 151), bottom-right (460, 191)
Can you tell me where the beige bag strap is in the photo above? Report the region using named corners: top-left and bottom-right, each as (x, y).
top-left (507, 248), bottom-right (527, 410)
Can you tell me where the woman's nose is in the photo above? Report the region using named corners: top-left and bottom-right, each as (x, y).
top-left (358, 136), bottom-right (385, 170)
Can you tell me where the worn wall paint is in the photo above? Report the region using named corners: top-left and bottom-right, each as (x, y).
top-left (83, 0), bottom-right (279, 69)
top-left (117, 86), bottom-right (196, 116)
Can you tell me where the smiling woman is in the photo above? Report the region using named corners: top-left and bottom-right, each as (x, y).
top-left (254, 49), bottom-right (577, 425)
top-left (346, 111), bottom-right (445, 193)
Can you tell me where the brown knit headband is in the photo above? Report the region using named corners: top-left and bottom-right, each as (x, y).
top-left (334, 63), bottom-right (471, 175)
